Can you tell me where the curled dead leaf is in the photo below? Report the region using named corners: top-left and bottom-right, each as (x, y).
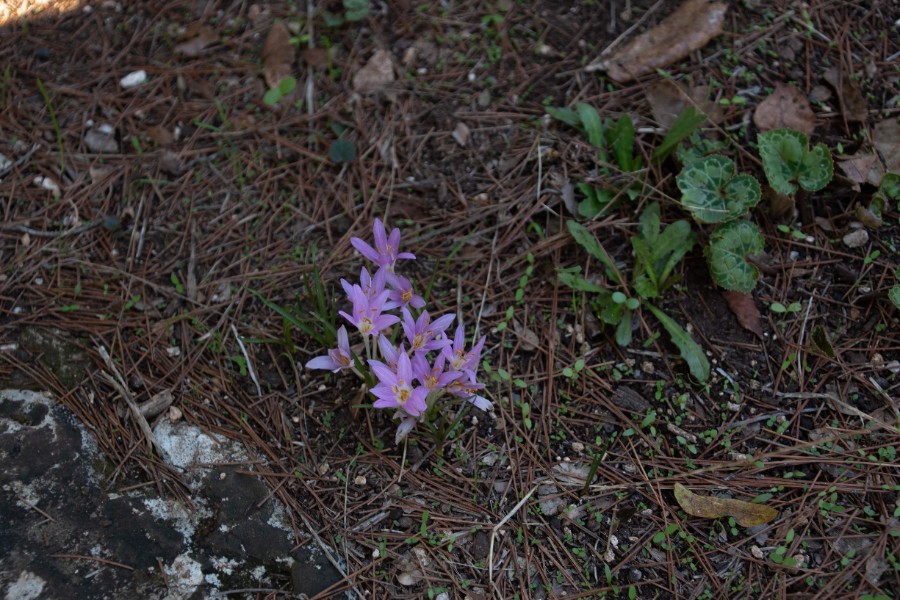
top-left (722, 291), bottom-right (762, 338)
top-left (674, 483), bottom-right (777, 527)
top-left (596, 0), bottom-right (727, 83)
top-left (753, 82), bottom-right (815, 135)
top-left (837, 153), bottom-right (883, 188)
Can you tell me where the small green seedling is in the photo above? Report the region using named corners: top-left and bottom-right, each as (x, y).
top-left (758, 128), bottom-right (833, 196)
top-left (561, 205), bottom-right (709, 382)
top-left (263, 75), bottom-right (298, 106)
top-left (860, 172), bottom-right (900, 228)
top-left (547, 102), bottom-right (644, 218)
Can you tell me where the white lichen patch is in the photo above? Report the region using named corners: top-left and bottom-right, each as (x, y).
top-left (153, 421), bottom-right (248, 486)
top-left (142, 496), bottom-right (211, 544)
top-left (163, 553), bottom-right (203, 600)
top-left (4, 571), bottom-right (45, 600)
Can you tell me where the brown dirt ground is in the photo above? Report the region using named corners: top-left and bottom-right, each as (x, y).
top-left (1, 1), bottom-right (898, 598)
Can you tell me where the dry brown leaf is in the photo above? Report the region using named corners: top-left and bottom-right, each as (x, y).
top-left (722, 290), bottom-right (762, 338)
top-left (873, 118), bottom-right (900, 173)
top-left (301, 47), bottom-right (330, 69)
top-left (353, 49), bottom-right (395, 93)
top-left (837, 153), bottom-right (883, 188)
top-left (767, 189), bottom-right (795, 220)
top-left (674, 483), bottom-right (777, 527)
top-left (144, 125), bottom-right (175, 146)
top-left (823, 66), bottom-right (867, 122)
top-left (645, 80), bottom-right (722, 129)
top-left (753, 82), bottom-right (815, 135)
top-left (262, 22), bottom-right (294, 89)
top-left (600, 0), bottom-right (727, 83)
top-left (174, 26), bottom-right (218, 57)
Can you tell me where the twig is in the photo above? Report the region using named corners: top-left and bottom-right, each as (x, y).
top-left (49, 553), bottom-right (134, 571)
top-left (489, 484), bottom-right (537, 596)
top-left (97, 346), bottom-right (164, 457)
top-left (230, 324), bottom-right (262, 398)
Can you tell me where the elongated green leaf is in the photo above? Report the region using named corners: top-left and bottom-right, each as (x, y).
top-left (557, 267), bottom-right (607, 293)
top-left (546, 106), bottom-right (581, 129)
top-left (576, 103), bottom-right (605, 149)
top-left (567, 220), bottom-right (621, 282)
top-left (646, 303), bottom-right (710, 382)
top-left (653, 106), bottom-right (707, 162)
top-left (706, 221), bottom-right (765, 292)
top-left (610, 114), bottom-right (636, 171)
top-left (655, 221), bottom-right (695, 285)
top-left (677, 155), bottom-right (761, 223)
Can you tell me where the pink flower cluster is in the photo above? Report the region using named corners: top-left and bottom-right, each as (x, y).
top-left (306, 219), bottom-right (491, 443)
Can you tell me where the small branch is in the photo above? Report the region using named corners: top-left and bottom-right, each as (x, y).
top-left (97, 346), bottom-right (164, 457)
top-left (231, 324), bottom-right (262, 398)
top-left (489, 484), bottom-right (537, 595)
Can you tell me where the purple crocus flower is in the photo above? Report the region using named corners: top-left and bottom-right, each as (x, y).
top-left (442, 324), bottom-right (486, 377)
top-left (305, 326), bottom-right (353, 373)
top-left (350, 218), bottom-right (415, 270)
top-left (368, 351), bottom-right (428, 417)
top-left (385, 271), bottom-right (425, 310)
top-left (401, 307), bottom-right (455, 354)
top-left (411, 351), bottom-right (462, 392)
top-left (340, 267), bottom-right (387, 302)
top-left (339, 285), bottom-right (399, 336)
top-left (377, 335), bottom-right (401, 370)
top-left (447, 375), bottom-right (493, 411)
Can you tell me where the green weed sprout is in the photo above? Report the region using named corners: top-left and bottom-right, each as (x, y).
top-left (547, 103), bottom-right (643, 218)
top-left (758, 129), bottom-right (833, 196)
top-left (263, 76), bottom-right (297, 106)
top-left (676, 155), bottom-right (764, 292)
top-left (561, 205), bottom-right (710, 382)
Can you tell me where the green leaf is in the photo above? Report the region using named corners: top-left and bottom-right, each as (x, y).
top-left (676, 132), bottom-right (728, 166)
top-left (576, 103), bottom-right (604, 149)
top-left (263, 87), bottom-right (282, 106)
top-left (889, 285), bottom-right (900, 310)
top-left (609, 114), bottom-right (636, 171)
top-left (874, 172), bottom-right (900, 211)
top-left (278, 75), bottom-right (297, 95)
top-left (653, 106), bottom-right (707, 162)
top-left (639, 201), bottom-right (661, 245)
top-left (546, 106), bottom-right (581, 129)
top-left (758, 129), bottom-right (833, 195)
top-left (343, 0), bottom-right (370, 21)
top-left (677, 155), bottom-right (761, 223)
top-left (646, 304), bottom-right (710, 382)
top-left (577, 183), bottom-right (616, 218)
top-left (329, 138), bottom-right (357, 163)
top-left (810, 325), bottom-right (836, 358)
top-left (566, 220), bottom-right (620, 281)
top-left (706, 221), bottom-right (765, 292)
top-left (557, 267), bottom-right (606, 293)
top-left (615, 309), bottom-right (633, 346)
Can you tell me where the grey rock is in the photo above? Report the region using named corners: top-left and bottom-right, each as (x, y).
top-left (0, 389), bottom-right (344, 599)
